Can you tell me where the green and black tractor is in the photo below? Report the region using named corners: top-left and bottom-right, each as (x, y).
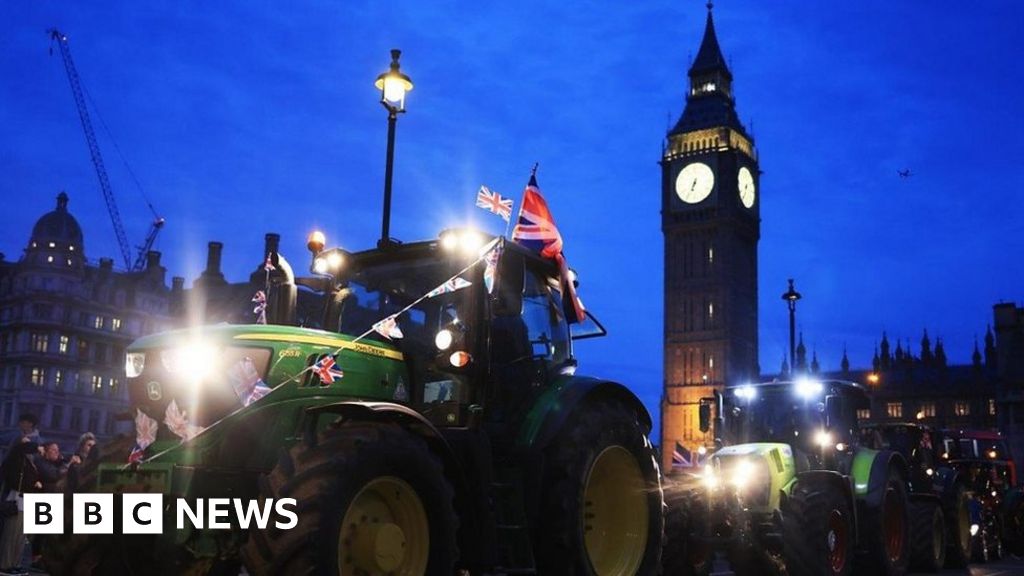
top-left (664, 379), bottom-right (911, 576)
top-left (859, 422), bottom-right (973, 571)
top-left (46, 229), bottom-right (664, 576)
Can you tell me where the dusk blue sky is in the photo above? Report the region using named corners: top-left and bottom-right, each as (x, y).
top-left (3, 2), bottom-right (1022, 439)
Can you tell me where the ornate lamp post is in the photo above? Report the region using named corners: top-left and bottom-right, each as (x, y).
top-left (375, 49), bottom-right (413, 247)
top-left (781, 279), bottom-right (802, 374)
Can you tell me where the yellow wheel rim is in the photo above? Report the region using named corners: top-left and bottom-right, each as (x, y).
top-left (338, 476), bottom-right (429, 576)
top-left (583, 445), bottom-right (649, 575)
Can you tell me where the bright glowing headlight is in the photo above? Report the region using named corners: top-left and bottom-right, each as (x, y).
top-left (815, 430), bottom-right (834, 449)
top-left (326, 251), bottom-right (344, 270)
top-left (161, 342), bottom-right (218, 381)
top-left (702, 467), bottom-right (719, 490)
top-left (730, 459), bottom-right (755, 489)
top-left (794, 378), bottom-right (824, 399)
top-left (734, 385), bottom-right (757, 400)
top-left (125, 352), bottom-right (145, 378)
top-left (435, 329), bottom-right (453, 351)
top-left (440, 231), bottom-right (459, 251)
top-left (970, 523), bottom-right (980, 536)
top-left (459, 230), bottom-right (484, 254)
top-left (313, 257), bottom-right (329, 274)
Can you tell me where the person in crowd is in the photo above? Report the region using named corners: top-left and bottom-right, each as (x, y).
top-left (7, 415), bottom-right (40, 452)
top-left (34, 442), bottom-right (70, 493)
top-left (0, 434), bottom-right (41, 574)
top-left (65, 432), bottom-right (98, 493)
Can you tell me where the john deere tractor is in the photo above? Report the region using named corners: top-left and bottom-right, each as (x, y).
top-left (46, 230), bottom-right (664, 575)
top-left (664, 379), bottom-right (911, 576)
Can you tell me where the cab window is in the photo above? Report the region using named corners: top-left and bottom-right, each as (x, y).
top-left (521, 269), bottom-right (570, 369)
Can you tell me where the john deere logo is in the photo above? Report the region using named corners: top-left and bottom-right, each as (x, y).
top-left (146, 381), bottom-right (163, 401)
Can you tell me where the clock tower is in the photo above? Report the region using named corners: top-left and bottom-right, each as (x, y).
top-left (661, 3), bottom-right (759, 470)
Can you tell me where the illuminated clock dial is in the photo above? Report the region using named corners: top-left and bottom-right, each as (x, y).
top-left (675, 162), bottom-right (715, 204)
top-left (738, 166), bottom-right (756, 208)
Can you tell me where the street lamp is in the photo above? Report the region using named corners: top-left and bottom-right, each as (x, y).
top-left (374, 49), bottom-right (414, 248)
top-left (781, 279), bottom-right (802, 374)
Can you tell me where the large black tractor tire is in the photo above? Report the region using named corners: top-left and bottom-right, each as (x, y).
top-left (240, 420), bottom-right (458, 576)
top-left (943, 482), bottom-right (972, 568)
top-left (1002, 488), bottom-right (1024, 556)
top-left (856, 467), bottom-right (910, 576)
top-left (535, 401), bottom-right (664, 575)
top-left (780, 479), bottom-right (854, 576)
top-left (909, 500), bottom-right (946, 572)
top-left (663, 484), bottom-right (712, 576)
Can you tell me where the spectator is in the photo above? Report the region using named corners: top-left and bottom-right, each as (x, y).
top-left (66, 433), bottom-right (98, 493)
top-left (0, 435), bottom-right (41, 573)
top-left (34, 442), bottom-right (69, 493)
top-left (7, 415), bottom-right (40, 451)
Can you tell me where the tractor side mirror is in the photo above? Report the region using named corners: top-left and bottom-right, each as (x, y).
top-left (699, 402), bottom-right (711, 433)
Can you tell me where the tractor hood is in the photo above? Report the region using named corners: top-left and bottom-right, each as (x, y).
top-left (709, 442), bottom-right (797, 512)
top-left (125, 324), bottom-right (408, 437)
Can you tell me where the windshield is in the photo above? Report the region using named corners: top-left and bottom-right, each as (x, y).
top-left (724, 386), bottom-right (825, 447)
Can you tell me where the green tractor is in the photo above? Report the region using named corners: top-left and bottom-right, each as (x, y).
top-left (47, 230), bottom-right (664, 575)
top-left (859, 422), bottom-right (973, 571)
top-left (664, 379), bottom-right (911, 576)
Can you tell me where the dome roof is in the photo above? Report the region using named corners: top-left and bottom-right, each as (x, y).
top-left (30, 192), bottom-right (84, 248)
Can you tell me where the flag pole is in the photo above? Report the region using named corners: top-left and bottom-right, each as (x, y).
top-left (509, 162), bottom-right (538, 239)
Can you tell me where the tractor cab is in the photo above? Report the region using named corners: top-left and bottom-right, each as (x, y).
top-left (860, 423), bottom-right (941, 494)
top-left (705, 379), bottom-right (867, 471)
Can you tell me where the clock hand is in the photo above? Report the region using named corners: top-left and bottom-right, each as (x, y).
top-left (691, 179), bottom-right (697, 191)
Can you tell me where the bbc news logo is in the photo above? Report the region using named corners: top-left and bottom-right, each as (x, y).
top-left (24, 494), bottom-right (297, 534)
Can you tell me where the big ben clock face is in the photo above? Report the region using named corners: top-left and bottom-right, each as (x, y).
top-left (738, 166), bottom-right (756, 208)
top-left (675, 162), bottom-right (715, 204)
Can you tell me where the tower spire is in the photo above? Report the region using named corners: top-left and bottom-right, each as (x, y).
top-left (690, 2), bottom-right (731, 78)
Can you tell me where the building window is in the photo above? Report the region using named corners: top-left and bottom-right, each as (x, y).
top-left (88, 410), bottom-right (100, 432)
top-left (954, 401), bottom-right (970, 417)
top-left (30, 367), bottom-right (46, 387)
top-left (54, 369), bottom-right (64, 389)
top-left (78, 339), bottom-right (89, 359)
top-left (58, 335), bottom-right (70, 354)
top-left (108, 377), bottom-right (118, 395)
top-left (111, 318), bottom-right (122, 332)
top-left (989, 398), bottom-right (996, 416)
top-left (94, 316), bottom-right (104, 330)
top-left (857, 408), bottom-right (871, 420)
top-left (31, 333), bottom-right (48, 353)
top-left (91, 375), bottom-right (103, 394)
top-left (50, 405), bottom-right (63, 429)
top-left (72, 371), bottom-right (82, 393)
top-left (919, 402), bottom-right (936, 419)
top-left (2, 403), bottom-right (11, 427)
top-left (105, 415), bottom-right (116, 435)
top-left (707, 247), bottom-right (714, 264)
top-left (70, 407), bottom-right (82, 430)
top-left (886, 402), bottom-right (903, 419)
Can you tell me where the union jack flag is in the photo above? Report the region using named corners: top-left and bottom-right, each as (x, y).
top-left (427, 277), bottom-right (472, 298)
top-left (511, 174), bottom-right (585, 323)
top-left (476, 186), bottom-right (514, 222)
top-left (252, 290), bottom-right (267, 324)
top-left (483, 243), bottom-right (502, 295)
top-left (372, 315), bottom-right (404, 340)
top-left (672, 441), bottom-right (693, 468)
top-left (313, 355), bottom-right (344, 386)
top-left (264, 253), bottom-right (276, 272)
top-left (128, 443), bottom-right (145, 464)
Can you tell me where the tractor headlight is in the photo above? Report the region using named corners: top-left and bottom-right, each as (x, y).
top-left (729, 459), bottom-right (755, 490)
top-left (161, 342), bottom-right (218, 381)
top-left (794, 378), bottom-right (823, 399)
top-left (970, 523), bottom-right (980, 536)
top-left (125, 352), bottom-right (146, 378)
top-left (439, 228), bottom-right (486, 256)
top-left (435, 329), bottom-right (453, 351)
top-left (815, 430), bottom-right (834, 449)
top-left (702, 467), bottom-right (720, 490)
top-left (734, 385), bottom-right (757, 400)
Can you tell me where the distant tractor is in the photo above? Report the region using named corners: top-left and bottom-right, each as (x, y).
top-left (664, 379), bottom-right (911, 576)
top-left (46, 230), bottom-right (664, 575)
top-left (859, 423), bottom-right (972, 570)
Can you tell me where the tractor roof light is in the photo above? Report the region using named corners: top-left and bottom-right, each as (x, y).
top-left (734, 385), bottom-right (757, 401)
top-left (439, 228), bottom-right (486, 257)
top-left (794, 378), bottom-right (824, 399)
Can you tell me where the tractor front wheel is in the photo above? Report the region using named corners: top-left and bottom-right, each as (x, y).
top-left (241, 420), bottom-right (458, 576)
top-left (944, 482), bottom-right (972, 568)
top-left (663, 484), bottom-right (712, 576)
top-left (781, 478), bottom-right (854, 576)
top-left (857, 467), bottom-right (910, 576)
top-left (536, 401), bottom-right (664, 575)
top-left (909, 500), bottom-right (946, 572)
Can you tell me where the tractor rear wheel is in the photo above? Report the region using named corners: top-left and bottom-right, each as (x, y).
top-left (1003, 488), bottom-right (1024, 556)
top-left (856, 466), bottom-right (910, 576)
top-left (781, 478), bottom-right (854, 576)
top-left (536, 401), bottom-right (663, 575)
top-left (909, 500), bottom-right (945, 572)
top-left (944, 482), bottom-right (972, 568)
top-left (241, 420), bottom-right (458, 576)
top-left (663, 484), bottom-right (712, 576)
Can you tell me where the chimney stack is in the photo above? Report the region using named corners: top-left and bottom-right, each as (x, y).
top-left (205, 242), bottom-right (223, 275)
top-left (171, 276), bottom-right (184, 292)
top-left (99, 258), bottom-right (114, 271)
top-left (146, 251), bottom-right (162, 269)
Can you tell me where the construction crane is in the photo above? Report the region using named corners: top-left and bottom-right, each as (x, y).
top-left (48, 28), bottom-right (165, 272)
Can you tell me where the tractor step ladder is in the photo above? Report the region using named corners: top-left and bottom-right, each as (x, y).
top-left (489, 466), bottom-right (536, 574)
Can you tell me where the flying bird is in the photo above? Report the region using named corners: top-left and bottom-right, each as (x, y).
top-left (898, 169), bottom-right (912, 178)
